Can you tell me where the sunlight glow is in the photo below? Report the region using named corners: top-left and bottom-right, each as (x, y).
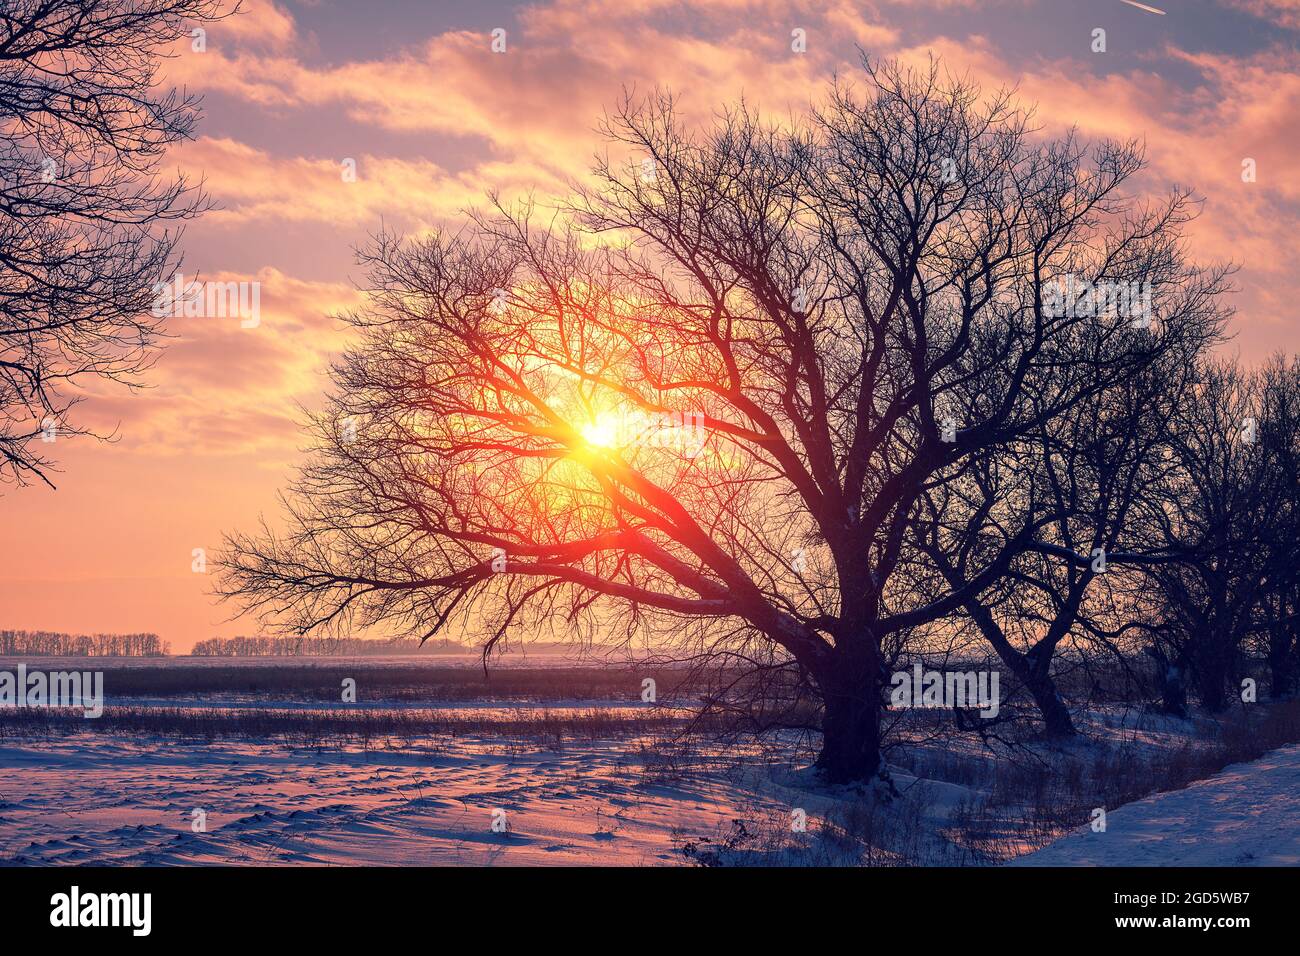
top-left (580, 417), bottom-right (618, 448)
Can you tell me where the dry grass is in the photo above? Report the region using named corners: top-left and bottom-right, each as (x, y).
top-left (944, 699), bottom-right (1300, 863)
top-left (0, 704), bottom-right (690, 746)
top-left (672, 698), bottom-right (1300, 866)
top-left (48, 663), bottom-right (701, 702)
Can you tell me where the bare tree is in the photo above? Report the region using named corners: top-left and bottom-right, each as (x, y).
top-left (219, 60), bottom-right (1233, 783)
top-left (1255, 354), bottom-right (1300, 698)
top-left (1139, 360), bottom-right (1283, 712)
top-left (0, 0), bottom-right (227, 487)
top-left (916, 315), bottom-right (1218, 736)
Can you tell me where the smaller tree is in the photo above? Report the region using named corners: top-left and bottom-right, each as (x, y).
top-left (915, 332), bottom-right (1216, 736)
top-left (1141, 360), bottom-right (1282, 712)
top-left (1254, 354), bottom-right (1300, 699)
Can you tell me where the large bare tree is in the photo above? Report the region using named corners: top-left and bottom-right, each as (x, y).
top-left (220, 60), bottom-right (1232, 783)
top-left (0, 0), bottom-right (226, 487)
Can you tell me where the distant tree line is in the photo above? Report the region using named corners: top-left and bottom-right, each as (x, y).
top-left (0, 629), bottom-right (169, 656)
top-left (189, 635), bottom-right (471, 657)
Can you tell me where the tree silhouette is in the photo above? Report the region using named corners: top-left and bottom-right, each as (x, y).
top-left (220, 60), bottom-right (1231, 783)
top-left (1139, 357), bottom-right (1298, 712)
top-left (1255, 355), bottom-right (1300, 699)
top-left (917, 327), bottom-right (1211, 736)
top-left (0, 0), bottom-right (225, 487)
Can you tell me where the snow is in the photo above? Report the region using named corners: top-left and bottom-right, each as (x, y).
top-left (8, 732), bottom-right (1298, 866)
top-left (3, 656), bottom-right (1296, 867)
top-left (1010, 744), bottom-right (1300, 867)
top-left (0, 736), bottom-right (789, 865)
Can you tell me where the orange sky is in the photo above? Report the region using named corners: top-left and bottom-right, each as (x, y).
top-left (2, 0), bottom-right (1297, 651)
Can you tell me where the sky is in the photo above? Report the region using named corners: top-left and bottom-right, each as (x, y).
top-left (1, 0), bottom-right (1297, 652)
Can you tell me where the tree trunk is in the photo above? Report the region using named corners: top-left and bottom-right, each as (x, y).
top-left (1024, 668), bottom-right (1077, 737)
top-left (1195, 634), bottom-right (1230, 713)
top-left (964, 598), bottom-right (1076, 737)
top-left (1269, 644), bottom-right (1298, 700)
top-left (1267, 616), bottom-right (1298, 699)
top-left (1158, 663), bottom-right (1189, 718)
top-left (1145, 644), bottom-right (1189, 718)
top-left (815, 686), bottom-right (882, 784)
top-left (813, 646), bottom-right (883, 784)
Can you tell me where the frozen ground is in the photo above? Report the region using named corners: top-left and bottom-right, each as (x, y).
top-left (10, 727), bottom-right (1294, 866)
top-left (3, 657), bottom-right (1296, 866)
top-left (1011, 743), bottom-right (1300, 867)
top-left (0, 735), bottom-right (788, 865)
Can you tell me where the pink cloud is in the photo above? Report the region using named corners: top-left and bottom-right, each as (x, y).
top-left (1224, 0), bottom-right (1300, 28)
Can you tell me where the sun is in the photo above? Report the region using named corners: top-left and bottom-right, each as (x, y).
top-left (580, 417), bottom-right (618, 449)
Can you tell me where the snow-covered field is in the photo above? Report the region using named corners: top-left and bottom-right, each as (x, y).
top-left (3, 658), bottom-right (1296, 866)
top-left (8, 728), bottom-right (1295, 867)
top-left (0, 733), bottom-right (808, 866)
top-left (1011, 744), bottom-right (1300, 867)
